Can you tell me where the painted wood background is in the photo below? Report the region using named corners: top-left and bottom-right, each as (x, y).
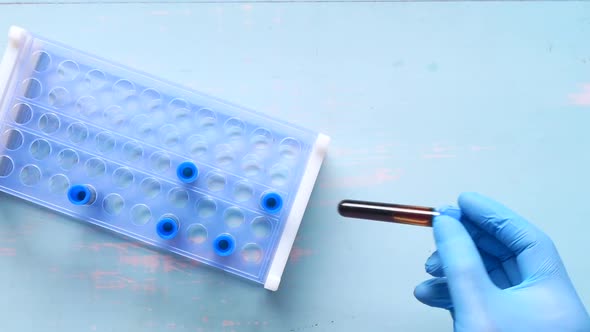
top-left (0, 2), bottom-right (589, 331)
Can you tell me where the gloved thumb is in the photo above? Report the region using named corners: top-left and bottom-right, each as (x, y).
top-left (433, 215), bottom-right (495, 310)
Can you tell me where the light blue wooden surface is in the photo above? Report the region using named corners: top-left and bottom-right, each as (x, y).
top-left (0, 2), bottom-right (589, 331)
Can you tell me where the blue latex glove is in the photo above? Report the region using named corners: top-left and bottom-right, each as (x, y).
top-left (414, 192), bottom-right (590, 331)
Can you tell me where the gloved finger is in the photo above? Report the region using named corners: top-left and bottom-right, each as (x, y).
top-left (439, 206), bottom-right (513, 261)
top-left (458, 192), bottom-right (561, 279)
top-left (433, 215), bottom-right (494, 309)
top-left (425, 251), bottom-right (445, 277)
top-left (461, 222), bottom-right (522, 284)
top-left (413, 277), bottom-right (453, 310)
top-left (438, 206), bottom-right (521, 284)
top-left (437, 205), bottom-right (462, 220)
top-left (425, 250), bottom-right (512, 289)
top-left (460, 219), bottom-right (513, 261)
top-left (480, 251), bottom-right (512, 289)
top-left (500, 257), bottom-right (523, 286)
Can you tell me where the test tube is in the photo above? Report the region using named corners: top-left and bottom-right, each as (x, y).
top-left (213, 233), bottom-right (236, 257)
top-left (176, 161), bottom-right (199, 183)
top-left (338, 199), bottom-right (439, 227)
top-left (157, 214), bottom-right (180, 240)
top-left (67, 184), bottom-right (97, 206)
top-left (260, 192), bottom-right (283, 214)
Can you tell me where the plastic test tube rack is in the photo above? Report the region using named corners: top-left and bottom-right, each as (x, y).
top-left (0, 26), bottom-right (329, 291)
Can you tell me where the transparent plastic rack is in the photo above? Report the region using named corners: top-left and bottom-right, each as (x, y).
top-left (0, 26), bottom-right (329, 291)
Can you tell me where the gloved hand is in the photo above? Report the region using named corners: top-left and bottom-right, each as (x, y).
top-left (414, 192), bottom-right (590, 332)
